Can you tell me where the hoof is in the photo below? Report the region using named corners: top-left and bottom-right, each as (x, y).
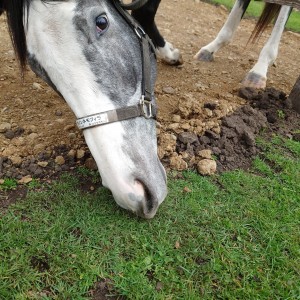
top-left (241, 72), bottom-right (267, 89)
top-left (156, 41), bottom-right (184, 66)
top-left (162, 53), bottom-right (184, 66)
top-left (194, 49), bottom-right (214, 62)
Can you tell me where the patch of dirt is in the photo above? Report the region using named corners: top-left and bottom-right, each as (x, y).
top-left (30, 254), bottom-right (50, 272)
top-left (1, 1), bottom-right (300, 182)
top-left (0, 185), bottom-right (27, 211)
top-left (88, 279), bottom-right (126, 300)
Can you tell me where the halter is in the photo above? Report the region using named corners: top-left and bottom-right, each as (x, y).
top-left (76, 0), bottom-right (156, 130)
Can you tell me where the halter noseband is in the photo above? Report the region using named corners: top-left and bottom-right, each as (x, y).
top-left (76, 0), bottom-right (155, 130)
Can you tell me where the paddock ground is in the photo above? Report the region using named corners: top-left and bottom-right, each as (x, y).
top-left (1, 0), bottom-right (300, 174)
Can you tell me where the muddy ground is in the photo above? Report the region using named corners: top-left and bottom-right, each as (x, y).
top-left (1, 0), bottom-right (300, 181)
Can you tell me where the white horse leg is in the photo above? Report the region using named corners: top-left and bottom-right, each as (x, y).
top-left (195, 0), bottom-right (250, 61)
top-left (242, 5), bottom-right (292, 89)
top-left (132, 0), bottom-right (183, 65)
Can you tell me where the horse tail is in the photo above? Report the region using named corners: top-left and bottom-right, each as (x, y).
top-left (249, 3), bottom-right (281, 43)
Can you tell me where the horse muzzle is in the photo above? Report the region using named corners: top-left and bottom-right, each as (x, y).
top-left (108, 170), bottom-right (167, 219)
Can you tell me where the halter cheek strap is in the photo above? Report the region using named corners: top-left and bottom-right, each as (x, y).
top-left (76, 0), bottom-right (156, 130)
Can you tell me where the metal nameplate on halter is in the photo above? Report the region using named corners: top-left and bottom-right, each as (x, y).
top-left (76, 113), bottom-right (109, 130)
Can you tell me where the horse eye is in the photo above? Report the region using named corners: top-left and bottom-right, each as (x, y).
top-left (96, 15), bottom-right (109, 34)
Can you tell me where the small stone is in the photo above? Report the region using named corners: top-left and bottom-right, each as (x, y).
top-left (181, 123), bottom-right (191, 130)
top-left (55, 118), bottom-right (66, 124)
top-left (170, 154), bottom-right (188, 171)
top-left (0, 122), bottom-right (11, 133)
top-left (198, 149), bottom-right (212, 159)
top-left (28, 133), bottom-right (39, 140)
top-left (68, 133), bottom-right (76, 139)
top-left (4, 130), bottom-right (14, 139)
top-left (55, 110), bottom-right (63, 116)
top-left (204, 108), bottom-right (213, 117)
top-left (37, 161), bottom-right (48, 168)
top-left (10, 156), bottom-right (22, 166)
top-left (18, 175), bottom-right (33, 184)
top-left (26, 125), bottom-right (38, 133)
top-left (183, 186), bottom-right (191, 193)
top-left (55, 156), bottom-right (65, 165)
top-left (197, 159), bottom-right (217, 176)
top-left (156, 121), bottom-right (162, 128)
top-left (15, 98), bottom-right (24, 107)
top-left (33, 144), bottom-right (45, 153)
top-left (172, 115), bottom-right (181, 122)
top-left (84, 158), bottom-right (97, 170)
top-left (67, 149), bottom-right (76, 158)
top-left (178, 132), bottom-right (198, 144)
top-left (212, 126), bottom-right (221, 135)
top-left (32, 82), bottom-right (43, 90)
top-left (76, 149), bottom-right (85, 159)
top-left (162, 86), bottom-right (175, 94)
top-left (168, 123), bottom-right (180, 130)
top-left (64, 124), bottom-right (75, 131)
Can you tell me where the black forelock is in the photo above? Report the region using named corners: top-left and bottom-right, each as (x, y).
top-left (0, 1), bottom-right (4, 15)
top-left (3, 0), bottom-right (31, 71)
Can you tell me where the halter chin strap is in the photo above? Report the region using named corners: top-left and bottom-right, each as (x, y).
top-left (76, 0), bottom-right (155, 130)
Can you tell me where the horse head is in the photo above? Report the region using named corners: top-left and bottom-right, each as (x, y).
top-left (4, 0), bottom-right (167, 218)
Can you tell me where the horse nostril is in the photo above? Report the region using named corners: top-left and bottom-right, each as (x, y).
top-left (135, 179), bottom-right (157, 218)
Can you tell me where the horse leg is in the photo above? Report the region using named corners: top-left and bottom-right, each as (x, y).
top-left (132, 0), bottom-right (183, 65)
top-left (242, 5), bottom-right (292, 89)
top-left (195, 0), bottom-right (250, 61)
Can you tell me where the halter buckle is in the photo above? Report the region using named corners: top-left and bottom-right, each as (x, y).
top-left (134, 26), bottom-right (146, 39)
top-left (140, 96), bottom-right (153, 119)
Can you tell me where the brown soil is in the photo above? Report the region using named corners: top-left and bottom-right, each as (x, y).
top-left (1, 0), bottom-right (300, 181)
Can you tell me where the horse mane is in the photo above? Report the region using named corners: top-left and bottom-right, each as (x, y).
top-left (250, 3), bottom-right (282, 43)
top-left (0, 1), bottom-right (4, 15)
top-left (1, 0), bottom-right (31, 73)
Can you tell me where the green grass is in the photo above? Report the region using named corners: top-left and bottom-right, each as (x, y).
top-left (0, 178), bottom-right (18, 191)
top-left (1, 136), bottom-right (299, 299)
top-left (211, 0), bottom-right (300, 33)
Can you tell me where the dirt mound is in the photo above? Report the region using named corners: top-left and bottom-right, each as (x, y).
top-left (158, 87), bottom-right (300, 173)
top-left (1, 87), bottom-right (299, 181)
